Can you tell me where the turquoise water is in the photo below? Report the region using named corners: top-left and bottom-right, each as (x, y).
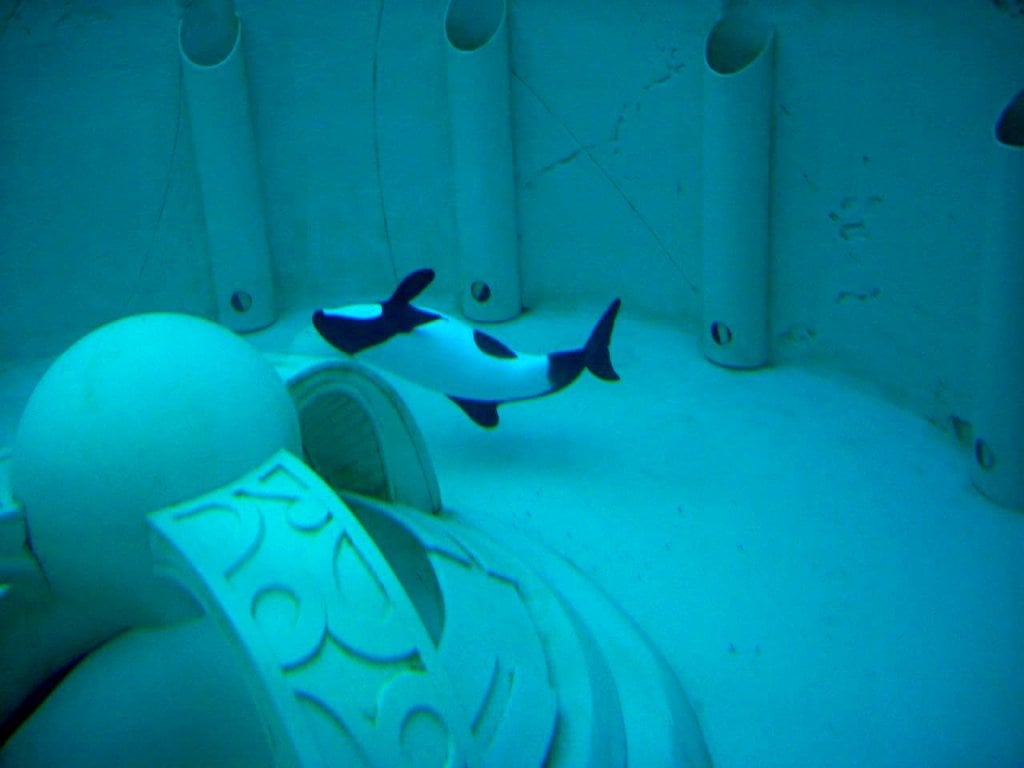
top-left (2, 2), bottom-right (1024, 767)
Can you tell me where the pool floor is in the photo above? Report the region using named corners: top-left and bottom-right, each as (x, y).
top-left (361, 306), bottom-right (1024, 768)
top-left (3, 306), bottom-right (1023, 767)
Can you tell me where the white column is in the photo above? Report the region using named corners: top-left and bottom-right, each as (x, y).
top-left (972, 89), bottom-right (1024, 510)
top-left (701, 13), bottom-right (775, 368)
top-left (444, 0), bottom-right (522, 323)
top-left (180, 3), bottom-right (276, 332)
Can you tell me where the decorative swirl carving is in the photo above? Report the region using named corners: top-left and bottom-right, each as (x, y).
top-left (149, 450), bottom-right (557, 767)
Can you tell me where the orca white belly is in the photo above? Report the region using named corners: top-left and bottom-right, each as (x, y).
top-left (357, 311), bottom-right (551, 401)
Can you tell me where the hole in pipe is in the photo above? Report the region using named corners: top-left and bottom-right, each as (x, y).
top-left (706, 13), bottom-right (773, 75)
top-left (180, 4), bottom-right (240, 67)
top-left (445, 0), bottom-right (504, 52)
top-left (470, 281), bottom-right (492, 303)
top-left (231, 291), bottom-right (253, 313)
top-left (975, 438), bottom-right (996, 470)
top-left (710, 321), bottom-right (733, 346)
top-left (995, 88), bottom-right (1024, 148)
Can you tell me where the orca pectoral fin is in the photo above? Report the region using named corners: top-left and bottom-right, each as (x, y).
top-left (447, 396), bottom-right (501, 428)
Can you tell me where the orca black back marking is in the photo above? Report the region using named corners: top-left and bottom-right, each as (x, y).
top-left (547, 349), bottom-right (586, 392)
top-left (545, 298), bottom-right (622, 392)
top-left (312, 310), bottom-right (384, 355)
top-left (313, 268), bottom-right (441, 355)
top-left (315, 269), bottom-right (622, 428)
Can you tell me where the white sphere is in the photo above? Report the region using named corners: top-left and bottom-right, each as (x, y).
top-left (12, 313), bottom-right (302, 627)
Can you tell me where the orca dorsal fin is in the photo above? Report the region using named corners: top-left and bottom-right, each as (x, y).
top-left (447, 395), bottom-right (500, 428)
top-left (387, 269), bottom-right (435, 307)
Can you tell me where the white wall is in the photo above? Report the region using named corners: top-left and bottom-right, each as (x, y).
top-left (1, 0), bottom-right (1022, 433)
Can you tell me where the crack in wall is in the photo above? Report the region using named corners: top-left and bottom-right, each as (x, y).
top-left (992, 0), bottom-right (1024, 18)
top-left (523, 148), bottom-right (581, 188)
top-left (835, 287), bottom-right (881, 304)
top-left (642, 61), bottom-right (687, 93)
top-left (611, 58), bottom-right (686, 143)
top-left (54, 0), bottom-right (111, 30)
top-left (123, 64), bottom-right (184, 314)
top-left (0, 0), bottom-right (25, 39)
top-left (371, 0), bottom-right (397, 283)
top-left (512, 69), bottom-right (696, 293)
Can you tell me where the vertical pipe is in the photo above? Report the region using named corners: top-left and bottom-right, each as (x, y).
top-left (701, 13), bottom-right (775, 368)
top-left (971, 89), bottom-right (1024, 511)
top-left (180, 3), bottom-right (276, 332)
top-left (444, 0), bottom-right (522, 323)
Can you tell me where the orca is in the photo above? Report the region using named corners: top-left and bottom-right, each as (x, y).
top-left (312, 269), bottom-right (621, 428)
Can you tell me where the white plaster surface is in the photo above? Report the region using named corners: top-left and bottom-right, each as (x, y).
top-left (2, 1), bottom-right (1024, 761)
top-left (288, 304), bottom-right (1024, 767)
top-left (3, 304), bottom-right (1024, 765)
top-left (2, 1), bottom-right (1023, 430)
top-left (362, 306), bottom-right (1024, 768)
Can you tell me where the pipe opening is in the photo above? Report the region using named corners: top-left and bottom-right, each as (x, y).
top-left (230, 291), bottom-right (253, 313)
top-left (706, 14), bottom-right (773, 75)
top-left (995, 89), bottom-right (1024, 148)
top-left (445, 0), bottom-right (505, 52)
top-left (470, 281), bottom-right (492, 303)
top-left (180, 4), bottom-right (240, 68)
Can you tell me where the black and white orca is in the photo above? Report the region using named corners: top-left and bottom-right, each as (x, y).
top-left (312, 268), bottom-right (621, 428)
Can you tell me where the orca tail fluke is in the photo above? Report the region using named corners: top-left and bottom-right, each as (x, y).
top-left (583, 298), bottom-right (621, 382)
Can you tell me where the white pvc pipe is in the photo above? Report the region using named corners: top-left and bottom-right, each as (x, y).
top-left (180, 4), bottom-right (276, 333)
top-left (971, 89), bottom-right (1024, 510)
top-left (701, 14), bottom-right (775, 369)
top-left (444, 0), bottom-right (522, 322)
